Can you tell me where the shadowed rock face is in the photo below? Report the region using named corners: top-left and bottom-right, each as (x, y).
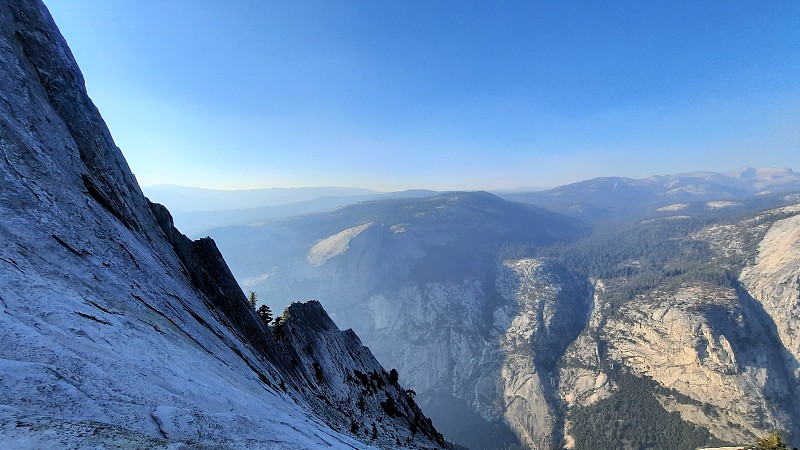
top-left (281, 300), bottom-right (448, 448)
top-left (149, 200), bottom-right (264, 348)
top-left (0, 1), bottom-right (448, 448)
top-left (740, 207), bottom-right (800, 371)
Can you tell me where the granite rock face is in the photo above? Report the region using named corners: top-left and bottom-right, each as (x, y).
top-left (740, 206), bottom-right (800, 376)
top-left (552, 205), bottom-right (800, 447)
top-left (597, 283), bottom-right (798, 444)
top-left (281, 300), bottom-right (448, 447)
top-left (494, 259), bottom-right (592, 449)
top-left (0, 1), bottom-right (446, 448)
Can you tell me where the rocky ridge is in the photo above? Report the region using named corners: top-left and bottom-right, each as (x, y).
top-left (494, 259), bottom-right (592, 449)
top-left (0, 0), bottom-right (446, 448)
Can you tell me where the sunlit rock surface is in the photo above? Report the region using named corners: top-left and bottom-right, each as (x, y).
top-left (740, 207), bottom-right (800, 374)
top-left (0, 1), bottom-right (447, 448)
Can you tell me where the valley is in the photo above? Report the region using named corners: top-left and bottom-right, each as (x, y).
top-left (1, 0), bottom-right (797, 449)
top-left (199, 182), bottom-right (800, 449)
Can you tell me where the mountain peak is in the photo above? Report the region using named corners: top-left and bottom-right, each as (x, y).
top-left (285, 300), bottom-right (340, 333)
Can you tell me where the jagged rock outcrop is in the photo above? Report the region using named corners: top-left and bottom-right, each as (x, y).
top-left (281, 300), bottom-right (447, 447)
top-left (0, 0), bottom-right (447, 448)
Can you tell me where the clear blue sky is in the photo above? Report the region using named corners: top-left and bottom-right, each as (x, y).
top-left (46, 1), bottom-right (799, 191)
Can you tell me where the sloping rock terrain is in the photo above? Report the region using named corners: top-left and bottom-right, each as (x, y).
top-left (0, 0), bottom-right (447, 448)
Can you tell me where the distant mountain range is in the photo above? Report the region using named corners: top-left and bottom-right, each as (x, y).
top-left (144, 185), bottom-right (437, 235)
top-left (498, 167), bottom-right (800, 220)
top-left (146, 167), bottom-right (800, 234)
top-left (210, 191), bottom-right (586, 300)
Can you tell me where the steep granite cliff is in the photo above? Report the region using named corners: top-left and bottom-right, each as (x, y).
top-left (740, 205), bottom-right (800, 376)
top-left (0, 0), bottom-right (446, 447)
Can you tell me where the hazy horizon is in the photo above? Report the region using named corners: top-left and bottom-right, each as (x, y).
top-left (46, 1), bottom-right (800, 192)
top-left (142, 164), bottom-right (797, 194)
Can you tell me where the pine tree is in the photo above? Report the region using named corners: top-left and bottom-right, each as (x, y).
top-left (272, 315), bottom-right (285, 340)
top-left (257, 304), bottom-right (272, 326)
top-left (248, 291), bottom-right (257, 309)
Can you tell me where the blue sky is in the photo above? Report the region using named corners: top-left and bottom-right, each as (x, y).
top-left (46, 1), bottom-right (799, 191)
